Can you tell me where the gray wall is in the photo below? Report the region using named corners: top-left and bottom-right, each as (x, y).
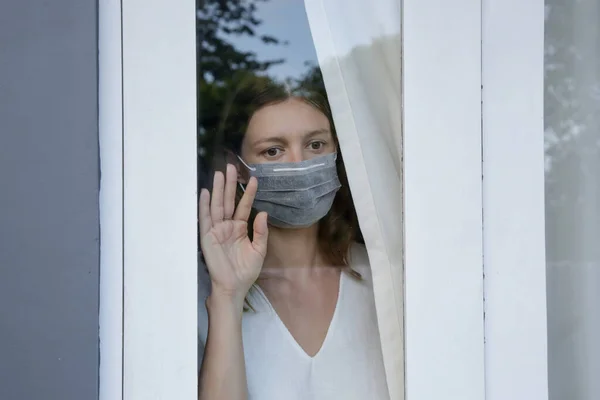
top-left (0, 1), bottom-right (100, 399)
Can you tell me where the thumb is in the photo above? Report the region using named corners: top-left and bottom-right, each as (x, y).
top-left (251, 212), bottom-right (269, 257)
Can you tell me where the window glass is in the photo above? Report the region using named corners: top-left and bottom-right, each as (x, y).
top-left (545, 1), bottom-right (600, 398)
top-left (195, 1), bottom-right (402, 399)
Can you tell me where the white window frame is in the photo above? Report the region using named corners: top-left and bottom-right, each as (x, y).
top-left (403, 0), bottom-right (485, 399)
top-left (99, 1), bottom-right (124, 399)
top-left (99, 0), bottom-right (198, 399)
top-left (481, 0), bottom-right (549, 399)
top-left (99, 0), bottom-right (550, 399)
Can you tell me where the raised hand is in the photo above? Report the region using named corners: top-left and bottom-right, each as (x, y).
top-left (199, 164), bottom-right (269, 307)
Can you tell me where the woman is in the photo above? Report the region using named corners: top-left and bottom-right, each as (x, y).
top-left (198, 80), bottom-right (389, 400)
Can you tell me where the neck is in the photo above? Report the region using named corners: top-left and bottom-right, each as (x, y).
top-left (262, 223), bottom-right (323, 273)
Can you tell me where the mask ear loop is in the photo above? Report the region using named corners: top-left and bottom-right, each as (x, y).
top-left (236, 155), bottom-right (256, 193)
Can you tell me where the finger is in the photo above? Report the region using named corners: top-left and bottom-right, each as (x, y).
top-left (251, 211), bottom-right (269, 257)
top-left (233, 176), bottom-right (257, 222)
top-left (210, 171), bottom-right (225, 223)
top-left (223, 164), bottom-right (237, 220)
top-left (199, 188), bottom-right (212, 237)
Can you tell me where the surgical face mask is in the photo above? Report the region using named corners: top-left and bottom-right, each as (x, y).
top-left (237, 152), bottom-right (342, 228)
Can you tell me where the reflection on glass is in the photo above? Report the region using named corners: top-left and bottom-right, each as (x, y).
top-left (195, 1), bottom-right (395, 399)
top-left (545, 1), bottom-right (600, 398)
top-left (197, 0), bottom-right (321, 186)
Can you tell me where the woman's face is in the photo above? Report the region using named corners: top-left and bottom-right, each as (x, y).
top-left (240, 98), bottom-right (336, 164)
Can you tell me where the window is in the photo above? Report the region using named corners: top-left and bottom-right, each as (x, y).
top-left (196, 1), bottom-right (402, 399)
top-left (98, 1), bottom-right (564, 399)
top-left (481, 1), bottom-right (599, 398)
top-left (544, 1), bottom-right (600, 398)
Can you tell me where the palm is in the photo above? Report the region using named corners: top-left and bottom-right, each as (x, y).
top-left (203, 220), bottom-right (263, 288)
top-left (199, 164), bottom-right (268, 298)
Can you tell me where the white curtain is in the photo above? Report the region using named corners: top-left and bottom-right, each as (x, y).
top-left (304, 1), bottom-right (404, 399)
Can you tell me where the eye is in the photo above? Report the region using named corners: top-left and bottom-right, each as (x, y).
top-left (262, 147), bottom-right (282, 158)
top-left (308, 141), bottom-right (326, 151)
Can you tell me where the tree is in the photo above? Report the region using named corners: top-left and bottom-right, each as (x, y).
top-left (544, 0), bottom-right (600, 264)
top-left (197, 0), bottom-right (285, 84)
top-left (196, 0), bottom-right (286, 177)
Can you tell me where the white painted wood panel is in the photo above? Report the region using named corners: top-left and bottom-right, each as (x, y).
top-left (121, 0), bottom-right (197, 398)
top-left (403, 1), bottom-right (485, 399)
top-left (481, 0), bottom-right (549, 398)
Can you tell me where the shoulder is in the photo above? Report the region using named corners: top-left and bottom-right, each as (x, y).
top-left (347, 242), bottom-right (372, 279)
top-left (343, 242), bottom-right (378, 311)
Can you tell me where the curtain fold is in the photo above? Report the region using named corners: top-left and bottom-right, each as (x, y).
top-left (304, 1), bottom-right (404, 399)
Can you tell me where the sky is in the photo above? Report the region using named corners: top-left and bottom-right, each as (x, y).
top-left (226, 0), bottom-right (319, 82)
top-left (224, 0), bottom-right (402, 82)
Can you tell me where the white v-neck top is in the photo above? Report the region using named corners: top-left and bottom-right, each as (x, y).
top-left (198, 243), bottom-right (390, 400)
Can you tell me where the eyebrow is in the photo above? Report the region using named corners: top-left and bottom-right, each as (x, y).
top-left (305, 129), bottom-right (330, 138)
top-left (250, 129), bottom-right (331, 148)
